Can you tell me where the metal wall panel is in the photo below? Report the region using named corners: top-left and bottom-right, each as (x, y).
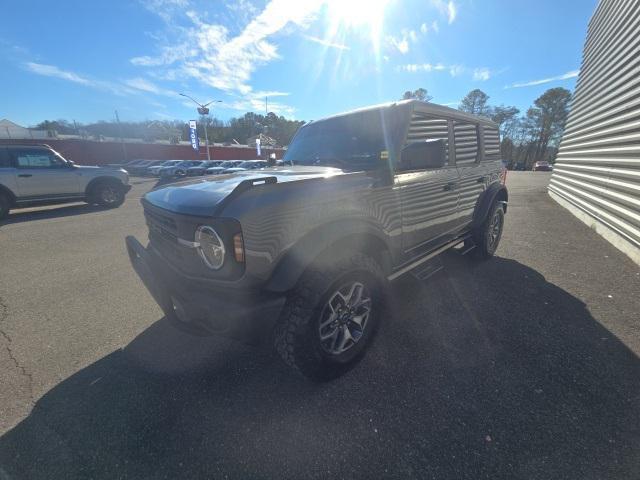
top-left (549, 0), bottom-right (640, 263)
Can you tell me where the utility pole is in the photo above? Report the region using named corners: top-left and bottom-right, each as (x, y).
top-left (114, 110), bottom-right (128, 162)
top-left (180, 93), bottom-right (221, 161)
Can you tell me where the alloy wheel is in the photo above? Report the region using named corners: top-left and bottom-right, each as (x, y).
top-left (318, 281), bottom-right (372, 355)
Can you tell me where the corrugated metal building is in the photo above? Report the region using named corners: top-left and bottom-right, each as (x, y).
top-left (549, 0), bottom-right (640, 265)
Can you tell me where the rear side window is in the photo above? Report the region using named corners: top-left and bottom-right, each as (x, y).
top-left (405, 113), bottom-right (449, 163)
top-left (453, 121), bottom-right (479, 165)
top-left (483, 126), bottom-right (501, 160)
top-left (0, 148), bottom-right (9, 167)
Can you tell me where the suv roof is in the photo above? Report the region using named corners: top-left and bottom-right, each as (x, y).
top-left (1, 143), bottom-right (54, 149)
top-left (310, 99), bottom-right (499, 128)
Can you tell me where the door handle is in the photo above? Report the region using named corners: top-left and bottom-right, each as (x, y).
top-left (18, 174), bottom-right (33, 178)
top-left (443, 182), bottom-right (457, 191)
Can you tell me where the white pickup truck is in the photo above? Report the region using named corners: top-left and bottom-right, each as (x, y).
top-left (0, 144), bottom-right (131, 219)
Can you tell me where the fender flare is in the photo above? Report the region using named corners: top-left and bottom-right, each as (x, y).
top-left (264, 219), bottom-right (393, 294)
top-left (0, 184), bottom-right (17, 206)
top-left (472, 183), bottom-right (508, 228)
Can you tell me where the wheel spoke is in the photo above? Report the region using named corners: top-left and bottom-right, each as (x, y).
top-left (320, 325), bottom-right (339, 341)
top-left (319, 311), bottom-right (337, 330)
top-left (337, 325), bottom-right (353, 352)
top-left (346, 283), bottom-right (363, 307)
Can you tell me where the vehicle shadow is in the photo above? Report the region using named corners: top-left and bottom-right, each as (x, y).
top-left (0, 203), bottom-right (106, 226)
top-left (0, 254), bottom-right (638, 479)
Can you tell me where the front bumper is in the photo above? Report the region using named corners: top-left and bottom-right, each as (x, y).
top-left (125, 236), bottom-right (286, 342)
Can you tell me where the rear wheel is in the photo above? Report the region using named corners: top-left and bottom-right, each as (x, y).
top-left (0, 193), bottom-right (10, 220)
top-left (274, 252), bottom-right (387, 381)
top-left (472, 202), bottom-right (504, 259)
top-left (90, 182), bottom-right (125, 208)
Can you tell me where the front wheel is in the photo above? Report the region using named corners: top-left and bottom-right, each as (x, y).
top-left (274, 252), bottom-right (387, 381)
top-left (90, 183), bottom-right (125, 208)
top-left (472, 202), bottom-right (504, 259)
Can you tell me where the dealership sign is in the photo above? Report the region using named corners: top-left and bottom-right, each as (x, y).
top-left (189, 120), bottom-right (199, 151)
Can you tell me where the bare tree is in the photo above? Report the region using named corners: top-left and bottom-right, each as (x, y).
top-left (401, 88), bottom-right (433, 102)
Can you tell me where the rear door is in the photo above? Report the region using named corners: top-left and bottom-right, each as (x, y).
top-left (453, 121), bottom-right (485, 227)
top-left (395, 112), bottom-right (460, 255)
top-left (10, 147), bottom-right (82, 198)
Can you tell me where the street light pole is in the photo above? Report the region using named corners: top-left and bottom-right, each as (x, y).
top-left (179, 93), bottom-right (221, 161)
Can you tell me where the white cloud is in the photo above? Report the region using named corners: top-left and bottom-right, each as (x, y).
top-left (473, 67), bottom-right (491, 81)
top-left (507, 69), bottom-right (579, 88)
top-left (447, 1), bottom-right (457, 24)
top-left (185, 0), bottom-right (324, 94)
top-left (124, 77), bottom-right (177, 96)
top-left (420, 23), bottom-right (428, 34)
top-left (133, 0), bottom-right (325, 106)
top-left (397, 63), bottom-right (446, 73)
top-left (24, 62), bottom-right (92, 85)
top-left (388, 35), bottom-right (409, 54)
top-left (24, 62), bottom-right (138, 96)
top-left (303, 34), bottom-right (350, 50)
top-left (431, 20), bottom-right (440, 33)
top-left (449, 64), bottom-right (464, 77)
top-left (430, 0), bottom-right (457, 24)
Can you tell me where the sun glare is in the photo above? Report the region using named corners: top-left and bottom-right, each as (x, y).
top-left (324, 0), bottom-right (390, 52)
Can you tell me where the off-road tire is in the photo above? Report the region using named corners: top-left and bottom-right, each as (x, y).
top-left (274, 252), bottom-right (387, 381)
top-left (89, 181), bottom-right (126, 208)
top-left (472, 202), bottom-right (504, 260)
top-left (0, 193), bottom-right (10, 220)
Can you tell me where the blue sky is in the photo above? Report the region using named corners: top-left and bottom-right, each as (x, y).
top-left (0, 0), bottom-right (597, 126)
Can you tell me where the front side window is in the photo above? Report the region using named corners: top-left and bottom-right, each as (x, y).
top-left (453, 121), bottom-right (479, 165)
top-left (397, 113), bottom-right (449, 172)
top-left (13, 149), bottom-right (66, 168)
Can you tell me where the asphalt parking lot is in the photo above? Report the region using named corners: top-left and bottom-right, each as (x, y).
top-left (0, 172), bottom-right (639, 479)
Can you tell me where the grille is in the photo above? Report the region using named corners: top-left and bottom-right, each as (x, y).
top-left (145, 207), bottom-right (178, 242)
top-left (144, 206), bottom-right (184, 263)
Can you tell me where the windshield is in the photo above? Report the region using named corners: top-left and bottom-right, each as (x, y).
top-left (284, 111), bottom-right (396, 171)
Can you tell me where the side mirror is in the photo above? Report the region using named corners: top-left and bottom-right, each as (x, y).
top-left (67, 160), bottom-right (76, 167)
top-left (400, 139), bottom-right (446, 170)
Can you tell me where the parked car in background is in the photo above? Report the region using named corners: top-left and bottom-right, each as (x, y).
top-left (224, 160), bottom-right (268, 173)
top-left (149, 160), bottom-right (183, 177)
top-left (158, 160), bottom-right (203, 179)
top-left (205, 160), bottom-right (245, 175)
top-left (0, 143), bottom-right (131, 219)
top-left (533, 161), bottom-right (553, 171)
top-left (187, 160), bottom-right (224, 176)
top-left (128, 160), bottom-right (166, 176)
top-left (126, 100), bottom-right (508, 379)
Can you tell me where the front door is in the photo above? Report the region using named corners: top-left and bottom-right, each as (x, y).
top-left (395, 114), bottom-right (460, 255)
top-left (10, 147), bottom-right (82, 198)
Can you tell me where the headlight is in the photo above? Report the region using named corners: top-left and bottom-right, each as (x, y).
top-left (195, 225), bottom-right (225, 269)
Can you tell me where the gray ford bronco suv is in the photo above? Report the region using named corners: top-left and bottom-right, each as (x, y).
top-left (126, 100), bottom-right (508, 379)
top-left (0, 144), bottom-right (131, 219)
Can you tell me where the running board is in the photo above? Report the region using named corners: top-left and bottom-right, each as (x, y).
top-left (412, 257), bottom-right (443, 281)
top-left (387, 235), bottom-right (469, 281)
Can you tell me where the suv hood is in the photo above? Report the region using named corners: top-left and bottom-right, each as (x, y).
top-left (143, 165), bottom-right (347, 216)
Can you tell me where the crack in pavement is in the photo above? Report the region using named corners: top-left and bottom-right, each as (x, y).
top-left (0, 295), bottom-right (35, 406)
